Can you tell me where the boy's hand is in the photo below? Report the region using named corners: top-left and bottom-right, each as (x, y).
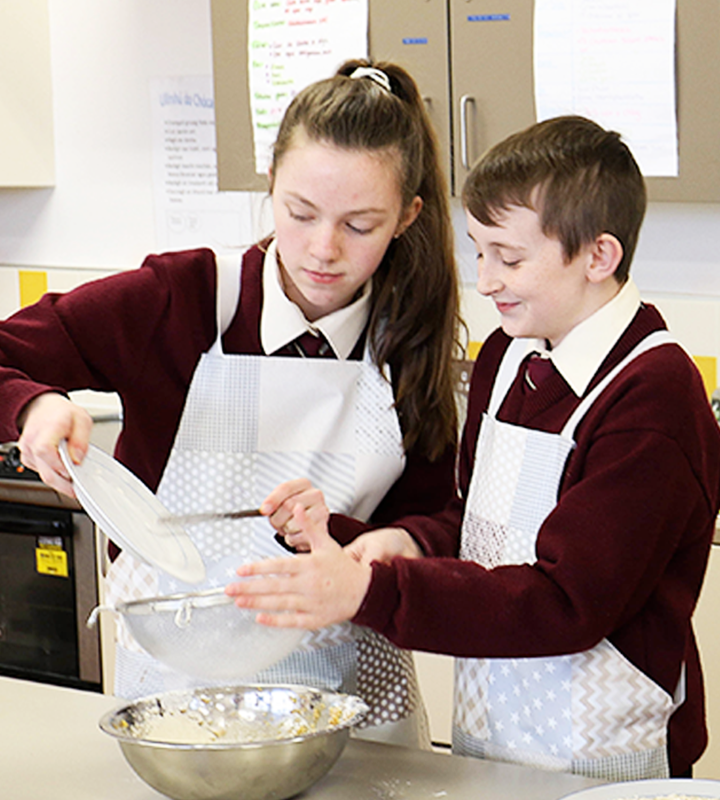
top-left (226, 503), bottom-right (371, 629)
top-left (345, 527), bottom-right (424, 566)
top-left (260, 478), bottom-right (329, 552)
top-left (17, 393), bottom-right (93, 497)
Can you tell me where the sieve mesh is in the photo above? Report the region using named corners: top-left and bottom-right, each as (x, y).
top-left (117, 589), bottom-right (304, 680)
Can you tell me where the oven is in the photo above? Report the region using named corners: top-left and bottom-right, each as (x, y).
top-left (0, 444), bottom-right (103, 692)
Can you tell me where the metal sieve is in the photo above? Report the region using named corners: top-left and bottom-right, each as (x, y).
top-left (89, 587), bottom-right (304, 680)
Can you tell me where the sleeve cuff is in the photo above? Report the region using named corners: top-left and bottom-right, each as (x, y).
top-left (351, 560), bottom-right (400, 632)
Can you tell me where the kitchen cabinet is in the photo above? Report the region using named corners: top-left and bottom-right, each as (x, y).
top-left (364, 0), bottom-right (452, 189)
top-left (376, 1), bottom-right (535, 196)
top-left (0, 0), bottom-right (55, 187)
top-left (212, 0), bottom-right (720, 201)
top-left (210, 0), bottom-right (453, 192)
top-left (372, 0), bottom-right (720, 201)
top-left (211, 0), bottom-right (529, 196)
top-left (448, 1), bottom-right (535, 194)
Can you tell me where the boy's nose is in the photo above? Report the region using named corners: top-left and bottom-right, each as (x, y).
top-left (476, 260), bottom-right (501, 296)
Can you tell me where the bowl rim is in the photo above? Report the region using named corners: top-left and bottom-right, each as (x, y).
top-left (98, 683), bottom-right (369, 750)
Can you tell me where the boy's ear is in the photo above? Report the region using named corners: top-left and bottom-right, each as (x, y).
top-left (587, 233), bottom-right (624, 283)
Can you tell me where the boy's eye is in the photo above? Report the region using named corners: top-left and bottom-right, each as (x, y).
top-left (502, 259), bottom-right (521, 268)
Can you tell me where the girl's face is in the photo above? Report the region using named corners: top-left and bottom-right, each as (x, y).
top-left (271, 132), bottom-right (421, 322)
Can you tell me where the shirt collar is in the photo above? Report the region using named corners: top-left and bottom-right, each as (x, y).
top-left (260, 239), bottom-right (372, 360)
top-left (522, 280), bottom-right (642, 397)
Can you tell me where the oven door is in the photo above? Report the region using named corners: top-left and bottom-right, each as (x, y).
top-left (0, 501), bottom-right (102, 691)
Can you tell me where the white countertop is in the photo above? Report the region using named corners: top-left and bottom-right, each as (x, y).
top-left (0, 676), bottom-right (601, 800)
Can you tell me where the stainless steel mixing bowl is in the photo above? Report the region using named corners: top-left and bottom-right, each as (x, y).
top-left (99, 684), bottom-right (368, 800)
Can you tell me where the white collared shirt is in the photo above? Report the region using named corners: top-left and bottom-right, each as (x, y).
top-left (260, 239), bottom-right (372, 360)
top-left (522, 280), bottom-right (642, 397)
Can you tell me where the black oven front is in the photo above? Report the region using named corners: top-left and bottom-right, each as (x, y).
top-left (0, 445), bottom-right (102, 692)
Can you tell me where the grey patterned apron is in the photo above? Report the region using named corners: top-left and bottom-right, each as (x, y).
top-left (105, 251), bottom-right (429, 747)
top-left (454, 330), bottom-right (684, 781)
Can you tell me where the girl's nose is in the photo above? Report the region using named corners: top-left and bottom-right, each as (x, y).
top-left (310, 223), bottom-right (341, 263)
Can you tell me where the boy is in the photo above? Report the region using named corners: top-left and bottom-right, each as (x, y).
top-left (227, 116), bottom-right (720, 781)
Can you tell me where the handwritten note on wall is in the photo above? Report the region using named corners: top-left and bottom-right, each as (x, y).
top-left (534, 0), bottom-right (678, 177)
top-left (248, 0), bottom-right (368, 175)
top-left (151, 76), bottom-right (254, 253)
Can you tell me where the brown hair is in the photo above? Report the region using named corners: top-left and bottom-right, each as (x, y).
top-left (462, 115), bottom-right (646, 283)
top-left (270, 60), bottom-right (461, 459)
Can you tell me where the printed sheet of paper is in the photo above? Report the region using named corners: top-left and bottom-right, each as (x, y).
top-left (151, 76), bottom-right (255, 253)
top-left (534, 0), bottom-right (678, 177)
top-left (248, 0), bottom-right (368, 175)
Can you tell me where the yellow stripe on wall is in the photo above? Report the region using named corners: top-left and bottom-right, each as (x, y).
top-left (692, 355), bottom-right (717, 398)
top-left (467, 340), bottom-right (483, 361)
top-left (19, 270), bottom-right (48, 307)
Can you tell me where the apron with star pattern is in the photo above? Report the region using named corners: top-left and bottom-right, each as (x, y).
top-left (104, 251), bottom-right (429, 747)
top-left (453, 330), bottom-right (684, 781)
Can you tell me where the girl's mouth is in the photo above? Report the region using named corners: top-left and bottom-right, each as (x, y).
top-left (304, 269), bottom-right (342, 285)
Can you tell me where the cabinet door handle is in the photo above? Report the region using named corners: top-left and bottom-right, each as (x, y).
top-left (460, 94), bottom-right (475, 169)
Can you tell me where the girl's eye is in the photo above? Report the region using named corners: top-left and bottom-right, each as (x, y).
top-left (289, 209), bottom-right (312, 223)
top-left (347, 222), bottom-right (373, 235)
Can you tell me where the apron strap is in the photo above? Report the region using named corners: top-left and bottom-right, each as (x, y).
top-left (487, 337), bottom-right (533, 418)
top-left (560, 329), bottom-right (678, 440)
top-left (213, 250), bottom-right (247, 350)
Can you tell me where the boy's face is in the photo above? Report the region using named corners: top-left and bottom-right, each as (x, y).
top-left (467, 205), bottom-right (601, 348)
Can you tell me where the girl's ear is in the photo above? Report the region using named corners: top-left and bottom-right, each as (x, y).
top-left (394, 196), bottom-right (423, 238)
top-left (587, 232), bottom-right (624, 283)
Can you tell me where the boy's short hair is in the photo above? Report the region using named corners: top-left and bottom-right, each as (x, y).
top-left (462, 116), bottom-right (646, 284)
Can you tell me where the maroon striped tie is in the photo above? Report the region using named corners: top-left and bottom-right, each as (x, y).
top-left (525, 354), bottom-right (555, 390)
top-left (276, 331), bottom-right (333, 358)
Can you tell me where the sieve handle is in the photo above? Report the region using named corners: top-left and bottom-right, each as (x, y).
top-left (86, 604), bottom-right (116, 628)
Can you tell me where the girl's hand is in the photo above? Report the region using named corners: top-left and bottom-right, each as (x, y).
top-left (260, 478), bottom-right (330, 552)
top-left (17, 393), bottom-right (93, 497)
top-left (226, 503), bottom-right (371, 629)
top-left (345, 527), bottom-right (424, 566)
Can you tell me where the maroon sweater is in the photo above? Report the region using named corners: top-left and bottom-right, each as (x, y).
top-left (0, 246), bottom-right (455, 540)
top-left (354, 304), bottom-right (720, 775)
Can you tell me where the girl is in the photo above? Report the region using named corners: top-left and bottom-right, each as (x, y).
top-left (0, 60), bottom-right (461, 747)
